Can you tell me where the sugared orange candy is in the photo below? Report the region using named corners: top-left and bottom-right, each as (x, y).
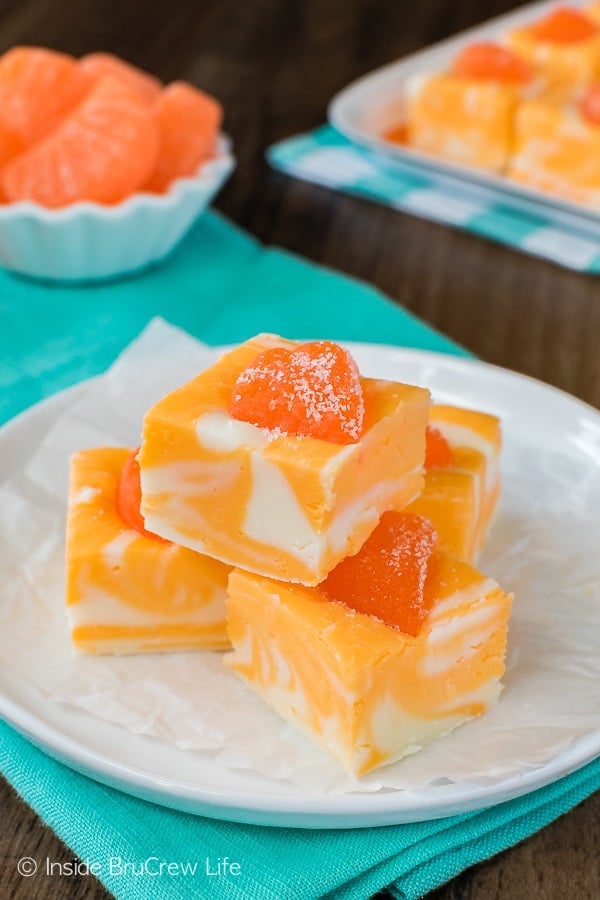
top-left (79, 52), bottom-right (162, 103)
top-left (452, 42), bottom-right (533, 83)
top-left (579, 82), bottom-right (600, 125)
top-left (144, 81), bottom-right (222, 192)
top-left (322, 511), bottom-right (438, 636)
top-left (116, 448), bottom-right (167, 541)
top-left (2, 75), bottom-right (159, 207)
top-left (230, 340), bottom-right (365, 444)
top-left (0, 46), bottom-right (91, 146)
top-left (424, 425), bottom-right (452, 469)
top-left (531, 7), bottom-right (597, 43)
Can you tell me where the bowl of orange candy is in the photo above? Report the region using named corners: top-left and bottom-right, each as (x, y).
top-left (0, 46), bottom-right (234, 281)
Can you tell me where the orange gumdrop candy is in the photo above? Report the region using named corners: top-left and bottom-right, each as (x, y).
top-left (79, 52), bottom-right (162, 104)
top-left (453, 42), bottom-right (533, 83)
top-left (2, 75), bottom-right (159, 207)
top-left (144, 81), bottom-right (222, 192)
top-left (322, 511), bottom-right (438, 636)
top-left (230, 340), bottom-right (365, 444)
top-left (424, 425), bottom-right (452, 469)
top-left (531, 7), bottom-right (597, 43)
top-left (0, 46), bottom-right (91, 146)
top-left (579, 82), bottom-right (600, 125)
top-left (116, 448), bottom-right (167, 541)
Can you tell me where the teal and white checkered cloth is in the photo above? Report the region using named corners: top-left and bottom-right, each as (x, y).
top-left (268, 125), bottom-right (600, 274)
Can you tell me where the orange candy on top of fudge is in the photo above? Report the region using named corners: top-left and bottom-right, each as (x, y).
top-left (230, 339), bottom-right (366, 444)
top-left (323, 511), bottom-right (438, 637)
top-left (424, 424), bottom-right (452, 469)
top-left (116, 448), bottom-right (168, 542)
top-left (531, 6), bottom-right (598, 43)
top-left (452, 42), bottom-right (533, 84)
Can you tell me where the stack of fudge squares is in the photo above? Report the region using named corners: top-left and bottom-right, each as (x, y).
top-left (390, 4), bottom-right (600, 207)
top-left (65, 334), bottom-right (513, 776)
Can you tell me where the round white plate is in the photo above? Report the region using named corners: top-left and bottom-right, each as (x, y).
top-left (1, 345), bottom-right (600, 829)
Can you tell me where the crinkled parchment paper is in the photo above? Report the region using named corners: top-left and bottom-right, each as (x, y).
top-left (1, 318), bottom-right (599, 793)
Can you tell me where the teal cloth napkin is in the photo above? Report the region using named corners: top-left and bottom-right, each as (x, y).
top-left (268, 125), bottom-right (600, 274)
top-left (1, 211), bottom-right (598, 900)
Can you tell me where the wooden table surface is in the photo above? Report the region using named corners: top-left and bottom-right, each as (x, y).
top-left (1, 0), bottom-right (599, 897)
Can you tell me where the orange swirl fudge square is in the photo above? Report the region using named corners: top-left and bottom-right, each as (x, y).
top-left (405, 73), bottom-right (518, 172)
top-left (509, 94), bottom-right (600, 207)
top-left (66, 447), bottom-right (231, 654)
top-left (407, 405), bottom-right (501, 563)
top-left (226, 512), bottom-right (513, 776)
top-left (506, 6), bottom-right (600, 98)
top-left (404, 43), bottom-right (534, 173)
top-left (138, 335), bottom-right (430, 585)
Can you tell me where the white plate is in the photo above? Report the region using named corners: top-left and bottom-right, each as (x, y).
top-left (328, 0), bottom-right (600, 238)
top-left (1, 346), bottom-right (600, 829)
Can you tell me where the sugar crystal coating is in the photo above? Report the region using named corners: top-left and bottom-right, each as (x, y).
top-left (230, 340), bottom-right (365, 444)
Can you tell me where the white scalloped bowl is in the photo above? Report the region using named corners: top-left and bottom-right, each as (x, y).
top-left (0, 135), bottom-right (235, 282)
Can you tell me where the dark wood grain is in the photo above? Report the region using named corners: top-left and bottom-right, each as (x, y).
top-left (1, 0), bottom-right (599, 898)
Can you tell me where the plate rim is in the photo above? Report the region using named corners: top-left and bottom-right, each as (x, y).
top-left (1, 344), bottom-right (600, 829)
